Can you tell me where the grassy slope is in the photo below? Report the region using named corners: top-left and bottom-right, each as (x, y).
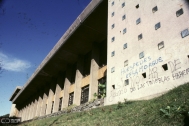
top-left (20, 83), bottom-right (189, 126)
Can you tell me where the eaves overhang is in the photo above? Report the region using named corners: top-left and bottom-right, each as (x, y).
top-left (12, 0), bottom-right (107, 104)
top-left (9, 86), bottom-right (22, 102)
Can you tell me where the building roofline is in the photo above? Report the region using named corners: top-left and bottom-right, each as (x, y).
top-left (12, 0), bottom-right (105, 103)
top-left (9, 86), bottom-right (22, 101)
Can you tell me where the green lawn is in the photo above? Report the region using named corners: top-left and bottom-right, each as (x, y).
top-left (19, 83), bottom-right (189, 126)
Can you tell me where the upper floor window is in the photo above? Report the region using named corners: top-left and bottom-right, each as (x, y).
top-left (111, 12), bottom-right (115, 17)
top-left (112, 1), bottom-right (114, 6)
top-left (122, 15), bottom-right (126, 20)
top-left (122, 2), bottom-right (125, 8)
top-left (111, 37), bottom-right (115, 42)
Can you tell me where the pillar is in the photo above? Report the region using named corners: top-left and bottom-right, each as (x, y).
top-left (46, 80), bottom-right (56, 115)
top-left (73, 56), bottom-right (84, 105)
top-left (53, 74), bottom-right (64, 112)
top-left (35, 91), bottom-right (43, 117)
top-left (31, 98), bottom-right (37, 119)
top-left (62, 67), bottom-right (72, 108)
top-left (89, 43), bottom-right (99, 100)
top-left (40, 87), bottom-right (48, 116)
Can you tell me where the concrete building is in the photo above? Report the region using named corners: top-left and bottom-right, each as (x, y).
top-left (9, 0), bottom-right (189, 121)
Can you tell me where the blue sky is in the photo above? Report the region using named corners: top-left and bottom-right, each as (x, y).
top-left (0, 0), bottom-right (90, 116)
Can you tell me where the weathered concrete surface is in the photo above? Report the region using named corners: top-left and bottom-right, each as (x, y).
top-left (73, 56), bottom-right (84, 105)
top-left (89, 43), bottom-right (100, 100)
top-left (40, 87), bottom-right (48, 116)
top-left (106, 0), bottom-right (189, 105)
top-left (53, 78), bottom-right (63, 113)
top-left (62, 67), bottom-right (72, 108)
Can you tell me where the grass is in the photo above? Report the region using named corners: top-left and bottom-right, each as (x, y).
top-left (19, 83), bottom-right (189, 126)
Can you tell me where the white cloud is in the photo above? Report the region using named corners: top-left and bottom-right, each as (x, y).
top-left (0, 52), bottom-right (31, 72)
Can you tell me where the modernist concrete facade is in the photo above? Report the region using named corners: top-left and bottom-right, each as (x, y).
top-left (9, 0), bottom-right (189, 121)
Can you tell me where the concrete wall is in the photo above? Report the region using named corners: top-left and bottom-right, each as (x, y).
top-left (106, 0), bottom-right (189, 105)
top-left (9, 104), bottom-right (18, 117)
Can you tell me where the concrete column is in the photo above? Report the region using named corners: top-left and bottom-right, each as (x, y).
top-left (46, 80), bottom-right (56, 115)
top-left (40, 87), bottom-right (48, 116)
top-left (23, 107), bottom-right (27, 121)
top-left (35, 91), bottom-right (43, 117)
top-left (31, 99), bottom-right (38, 119)
top-left (27, 103), bottom-right (32, 120)
top-left (29, 102), bottom-right (34, 120)
top-left (73, 56), bottom-right (84, 105)
top-left (22, 107), bottom-right (25, 121)
top-left (89, 43), bottom-right (99, 100)
top-left (19, 109), bottom-right (23, 118)
top-left (24, 105), bottom-right (29, 121)
top-left (62, 67), bottom-right (72, 108)
top-left (29, 102), bottom-right (33, 119)
top-left (9, 104), bottom-right (16, 117)
top-left (53, 75), bottom-right (64, 112)
top-left (24, 105), bottom-right (28, 121)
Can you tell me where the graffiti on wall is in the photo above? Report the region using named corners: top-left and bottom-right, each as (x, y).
top-left (108, 58), bottom-right (189, 102)
top-left (121, 56), bottom-right (163, 78)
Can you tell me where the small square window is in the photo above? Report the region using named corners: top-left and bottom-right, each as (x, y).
top-left (112, 85), bottom-right (115, 89)
top-left (122, 2), bottom-right (125, 8)
top-left (158, 41), bottom-right (164, 50)
top-left (112, 1), bottom-right (114, 6)
top-left (176, 8), bottom-right (184, 17)
top-left (125, 79), bottom-right (129, 86)
top-left (138, 34), bottom-right (142, 40)
top-left (155, 22), bottom-right (161, 30)
top-left (181, 29), bottom-right (189, 38)
top-left (152, 6), bottom-right (158, 13)
top-left (142, 73), bottom-right (146, 78)
top-left (111, 67), bottom-right (115, 73)
top-left (111, 51), bottom-right (115, 57)
top-left (139, 51), bottom-right (144, 59)
top-left (124, 60), bottom-right (128, 67)
top-left (122, 15), bottom-right (126, 20)
top-left (123, 28), bottom-right (127, 34)
top-left (111, 24), bottom-right (115, 29)
top-left (111, 12), bottom-right (115, 17)
top-left (136, 4), bottom-right (139, 9)
top-left (123, 43), bottom-right (127, 49)
top-left (162, 64), bottom-right (168, 71)
top-left (111, 37), bottom-right (115, 42)
top-left (136, 18), bottom-right (141, 25)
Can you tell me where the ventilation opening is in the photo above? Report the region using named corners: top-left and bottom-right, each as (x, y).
top-left (112, 85), bottom-right (115, 89)
top-left (138, 34), bottom-right (142, 40)
top-left (124, 60), bottom-right (128, 67)
top-left (162, 64), bottom-right (168, 71)
top-left (125, 79), bottom-right (129, 86)
top-left (136, 4), bottom-right (139, 9)
top-left (152, 6), bottom-right (158, 13)
top-left (176, 8), bottom-right (184, 17)
top-left (158, 41), bottom-right (164, 50)
top-left (142, 73), bottom-right (146, 78)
